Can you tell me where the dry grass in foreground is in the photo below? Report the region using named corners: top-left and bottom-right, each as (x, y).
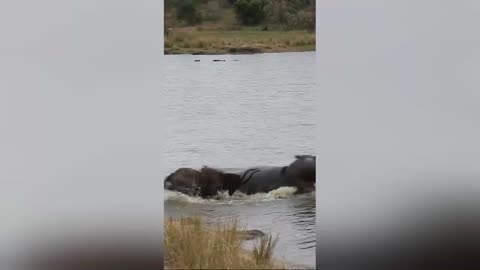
top-left (164, 216), bottom-right (284, 269)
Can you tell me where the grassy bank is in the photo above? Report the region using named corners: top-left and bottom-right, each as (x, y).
top-left (165, 27), bottom-right (315, 55)
top-left (164, 216), bottom-right (284, 269)
top-left (164, 0), bottom-right (315, 55)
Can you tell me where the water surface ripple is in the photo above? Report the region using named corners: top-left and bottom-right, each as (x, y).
top-left (163, 52), bottom-right (316, 268)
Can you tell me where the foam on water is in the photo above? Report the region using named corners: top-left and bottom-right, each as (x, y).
top-left (164, 186), bottom-right (313, 204)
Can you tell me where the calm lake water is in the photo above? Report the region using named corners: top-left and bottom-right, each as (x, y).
top-left (163, 52), bottom-right (316, 268)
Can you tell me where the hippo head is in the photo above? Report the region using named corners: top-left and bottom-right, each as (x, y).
top-left (164, 167), bottom-right (243, 198)
top-left (163, 168), bottom-right (202, 196)
top-left (286, 155), bottom-right (316, 192)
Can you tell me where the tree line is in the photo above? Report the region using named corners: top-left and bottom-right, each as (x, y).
top-left (165, 0), bottom-right (315, 31)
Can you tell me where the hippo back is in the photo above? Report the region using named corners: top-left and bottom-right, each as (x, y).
top-left (236, 166), bottom-right (294, 194)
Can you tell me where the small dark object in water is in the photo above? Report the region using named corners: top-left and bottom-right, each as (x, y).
top-left (239, 229), bottom-right (265, 240)
top-left (212, 59), bottom-right (226, 62)
top-left (228, 47), bottom-right (262, 54)
top-left (194, 60), bottom-right (200, 62)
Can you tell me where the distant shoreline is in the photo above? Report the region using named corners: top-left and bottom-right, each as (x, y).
top-left (164, 28), bottom-right (315, 55)
top-left (164, 47), bottom-right (315, 55)
top-left (165, 0), bottom-right (315, 55)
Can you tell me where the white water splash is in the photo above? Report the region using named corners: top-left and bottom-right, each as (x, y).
top-left (164, 186), bottom-right (312, 204)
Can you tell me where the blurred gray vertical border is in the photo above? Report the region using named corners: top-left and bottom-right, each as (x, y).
top-left (316, 0), bottom-right (480, 269)
top-left (0, 0), bottom-right (166, 269)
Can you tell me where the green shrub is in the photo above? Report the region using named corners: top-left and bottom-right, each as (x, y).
top-left (234, 0), bottom-right (267, 25)
top-left (176, 0), bottom-right (202, 25)
top-left (202, 0), bottom-right (222, 22)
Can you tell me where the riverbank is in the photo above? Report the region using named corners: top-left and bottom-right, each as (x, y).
top-left (164, 27), bottom-right (315, 55)
top-left (164, 216), bottom-right (288, 269)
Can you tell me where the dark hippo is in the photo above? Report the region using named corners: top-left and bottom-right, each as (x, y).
top-left (234, 155), bottom-right (316, 195)
top-left (164, 166), bottom-right (244, 198)
top-left (164, 155), bottom-right (316, 198)
top-left (164, 168), bottom-right (201, 196)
